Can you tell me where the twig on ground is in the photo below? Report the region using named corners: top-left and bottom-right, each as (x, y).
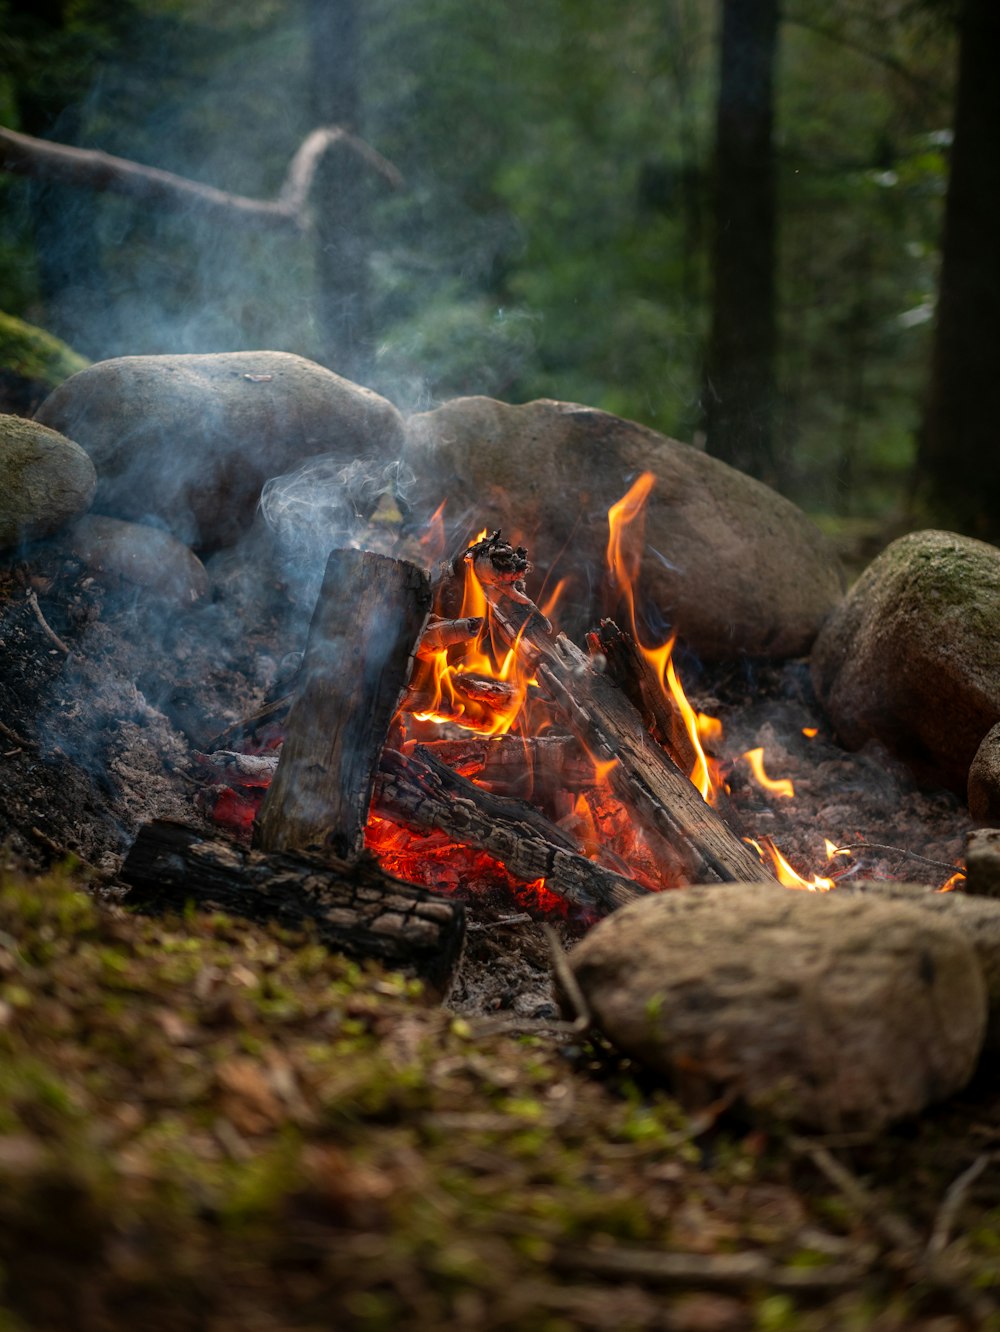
top-left (468, 913), bottom-right (533, 932)
top-left (0, 719), bottom-right (33, 750)
top-left (542, 923), bottom-right (591, 1034)
top-left (794, 1139), bottom-right (920, 1253)
top-left (927, 1153), bottom-right (991, 1259)
top-left (794, 1138), bottom-right (998, 1323)
top-left (549, 1243), bottom-right (867, 1292)
top-left (25, 590), bottom-right (71, 655)
top-left (829, 842), bottom-right (964, 876)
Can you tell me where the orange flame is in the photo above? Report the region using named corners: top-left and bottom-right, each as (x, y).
top-left (747, 836), bottom-right (835, 891)
top-left (939, 869), bottom-right (966, 893)
top-left (604, 475), bottom-right (725, 805)
top-left (606, 471), bottom-right (656, 629)
top-left (742, 748), bottom-right (795, 800)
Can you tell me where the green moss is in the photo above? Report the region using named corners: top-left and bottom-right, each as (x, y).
top-left (0, 312), bottom-right (88, 388)
top-left (0, 862), bottom-right (997, 1329)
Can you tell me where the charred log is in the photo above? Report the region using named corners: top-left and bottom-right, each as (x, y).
top-left (592, 619), bottom-right (742, 834)
top-left (254, 550), bottom-right (431, 859)
top-left (591, 619), bottom-right (699, 774)
top-left (121, 820), bottom-right (466, 993)
top-left (375, 747), bottom-right (650, 916)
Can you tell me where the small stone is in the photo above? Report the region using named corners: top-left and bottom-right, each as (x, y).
top-left (0, 414), bottom-right (96, 550)
top-left (62, 515), bottom-right (208, 606)
top-left (969, 724), bottom-right (1000, 821)
top-left (565, 883), bottom-right (986, 1131)
top-left (965, 830), bottom-right (1000, 899)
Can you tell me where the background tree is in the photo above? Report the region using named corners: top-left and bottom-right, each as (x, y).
top-left (307, 0), bottom-right (371, 380)
top-left (916, 0), bottom-right (1000, 540)
top-left (702, 0), bottom-right (779, 483)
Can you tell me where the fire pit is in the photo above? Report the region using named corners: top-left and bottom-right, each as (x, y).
top-left (0, 461), bottom-right (970, 1026)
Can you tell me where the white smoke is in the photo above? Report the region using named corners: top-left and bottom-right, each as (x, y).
top-left (258, 455), bottom-right (416, 607)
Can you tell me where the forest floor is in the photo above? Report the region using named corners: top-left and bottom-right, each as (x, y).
top-left (0, 863), bottom-right (999, 1332)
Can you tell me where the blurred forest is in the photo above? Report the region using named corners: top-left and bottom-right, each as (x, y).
top-left (0, 0), bottom-right (996, 535)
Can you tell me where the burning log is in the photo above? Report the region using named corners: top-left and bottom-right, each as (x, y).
top-left (468, 533), bottom-right (771, 884)
top-left (254, 549), bottom-right (431, 859)
top-left (590, 619), bottom-right (698, 776)
top-left (375, 747), bottom-right (650, 916)
top-left (411, 734), bottom-right (596, 802)
top-left (121, 820), bottom-right (465, 993)
top-left (592, 619), bottom-right (743, 834)
top-left (414, 615), bottom-right (485, 657)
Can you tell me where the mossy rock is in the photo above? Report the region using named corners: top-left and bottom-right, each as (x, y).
top-left (0, 414), bottom-right (96, 550)
top-left (0, 312), bottom-right (89, 416)
top-left (811, 530), bottom-right (1000, 793)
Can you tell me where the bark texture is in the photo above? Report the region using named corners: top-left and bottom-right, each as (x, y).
top-left (121, 819), bottom-right (466, 993)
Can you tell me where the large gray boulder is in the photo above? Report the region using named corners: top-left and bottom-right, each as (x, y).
top-left (405, 398), bottom-right (844, 658)
top-left (35, 352), bottom-right (406, 550)
top-left (565, 883), bottom-right (985, 1131)
top-left (811, 530), bottom-right (1000, 793)
top-left (0, 414), bottom-right (96, 550)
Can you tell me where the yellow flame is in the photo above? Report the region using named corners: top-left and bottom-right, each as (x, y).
top-left (750, 835), bottom-right (835, 891)
top-left (606, 472), bottom-right (656, 630)
top-left (824, 839), bottom-right (851, 861)
top-left (743, 748), bottom-right (795, 799)
top-left (939, 870), bottom-right (966, 893)
top-left (802, 726), bottom-right (818, 739)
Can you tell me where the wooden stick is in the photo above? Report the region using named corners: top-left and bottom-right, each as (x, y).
top-left (374, 747), bottom-right (649, 916)
top-left (120, 820), bottom-right (465, 993)
top-left (550, 1243), bottom-right (866, 1293)
top-left (254, 550), bottom-right (430, 860)
top-left (0, 124), bottom-right (401, 235)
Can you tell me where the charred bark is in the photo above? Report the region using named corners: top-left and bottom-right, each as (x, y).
top-left (121, 819), bottom-right (466, 993)
top-left (375, 747), bottom-right (649, 916)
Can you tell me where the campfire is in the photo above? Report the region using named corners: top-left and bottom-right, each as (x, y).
top-left (1, 356), bottom-right (988, 1129)
top-left (103, 474), bottom-right (969, 1001)
top-left (142, 472), bottom-right (962, 958)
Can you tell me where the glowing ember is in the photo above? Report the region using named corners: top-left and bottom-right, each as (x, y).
top-left (364, 812), bottom-right (569, 915)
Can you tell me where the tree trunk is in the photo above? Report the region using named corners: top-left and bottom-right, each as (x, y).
top-left (917, 0), bottom-right (1000, 541)
top-left (702, 0), bottom-right (779, 483)
top-left (308, 0), bottom-right (371, 381)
